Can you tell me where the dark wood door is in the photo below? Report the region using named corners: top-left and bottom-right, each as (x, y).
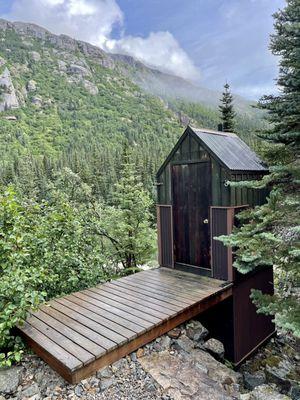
top-left (172, 162), bottom-right (211, 271)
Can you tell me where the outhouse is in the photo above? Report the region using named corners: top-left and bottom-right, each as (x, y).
top-left (156, 126), bottom-right (275, 364)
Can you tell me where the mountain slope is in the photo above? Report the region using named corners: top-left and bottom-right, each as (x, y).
top-left (0, 19), bottom-right (264, 200)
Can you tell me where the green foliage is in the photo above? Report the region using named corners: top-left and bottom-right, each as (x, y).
top-left (219, 83), bottom-right (236, 132)
top-left (100, 147), bottom-right (156, 269)
top-left (0, 187), bottom-right (109, 366)
top-left (218, 0), bottom-right (300, 337)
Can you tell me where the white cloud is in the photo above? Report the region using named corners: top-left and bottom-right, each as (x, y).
top-left (105, 31), bottom-right (199, 81)
top-left (3, 0), bottom-right (200, 81)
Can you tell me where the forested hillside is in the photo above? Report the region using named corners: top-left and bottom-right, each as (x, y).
top-left (0, 19), bottom-right (265, 200)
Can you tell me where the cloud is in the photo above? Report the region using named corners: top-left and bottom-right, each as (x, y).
top-left (3, 0), bottom-right (200, 81)
top-left (105, 31), bottom-right (200, 81)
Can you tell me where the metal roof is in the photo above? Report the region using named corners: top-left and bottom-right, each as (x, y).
top-left (191, 127), bottom-right (267, 172)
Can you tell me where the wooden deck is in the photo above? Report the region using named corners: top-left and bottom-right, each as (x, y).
top-left (18, 268), bottom-right (232, 384)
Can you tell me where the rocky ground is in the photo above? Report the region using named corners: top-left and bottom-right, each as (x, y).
top-left (0, 320), bottom-right (299, 400)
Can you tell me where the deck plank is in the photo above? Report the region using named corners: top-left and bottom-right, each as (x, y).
top-left (18, 268), bottom-right (232, 384)
top-left (20, 321), bottom-right (82, 372)
top-left (32, 309), bottom-right (104, 357)
top-left (123, 272), bottom-right (215, 299)
top-left (88, 286), bottom-right (172, 318)
top-left (103, 282), bottom-right (180, 313)
top-left (72, 291), bottom-right (153, 329)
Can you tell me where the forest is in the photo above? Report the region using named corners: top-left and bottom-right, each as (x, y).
top-left (0, 0), bottom-right (299, 371)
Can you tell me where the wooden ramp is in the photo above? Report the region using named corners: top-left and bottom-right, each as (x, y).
top-left (18, 268), bottom-right (232, 383)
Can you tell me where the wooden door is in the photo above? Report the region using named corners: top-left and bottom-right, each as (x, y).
top-left (172, 162), bottom-right (211, 271)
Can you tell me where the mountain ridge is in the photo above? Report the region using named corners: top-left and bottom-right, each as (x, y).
top-left (0, 18), bottom-right (255, 113)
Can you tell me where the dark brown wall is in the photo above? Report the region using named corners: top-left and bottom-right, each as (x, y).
top-left (233, 268), bottom-right (275, 363)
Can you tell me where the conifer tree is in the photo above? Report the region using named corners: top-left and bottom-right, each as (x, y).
top-left (219, 0), bottom-right (300, 337)
top-left (219, 82), bottom-right (235, 132)
top-left (101, 146), bottom-right (156, 270)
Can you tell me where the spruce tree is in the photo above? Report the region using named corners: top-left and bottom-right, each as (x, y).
top-left (101, 146), bottom-right (156, 270)
top-left (219, 82), bottom-right (235, 132)
top-left (219, 0), bottom-right (300, 337)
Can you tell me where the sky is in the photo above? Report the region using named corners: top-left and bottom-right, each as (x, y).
top-left (0, 0), bottom-right (285, 100)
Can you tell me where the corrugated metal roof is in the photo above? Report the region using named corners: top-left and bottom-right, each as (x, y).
top-left (191, 127), bottom-right (267, 171)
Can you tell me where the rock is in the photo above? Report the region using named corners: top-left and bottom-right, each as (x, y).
top-left (204, 338), bottom-right (225, 359)
top-left (3, 115), bottom-right (17, 120)
top-left (243, 370), bottom-right (266, 390)
top-left (100, 378), bottom-right (114, 391)
top-left (154, 335), bottom-right (171, 352)
top-left (289, 383), bottom-right (300, 400)
top-left (29, 51), bottom-right (41, 62)
top-left (186, 320), bottom-right (209, 342)
top-left (172, 334), bottom-right (194, 353)
top-left (265, 358), bottom-right (294, 393)
top-left (74, 384), bottom-right (83, 397)
top-left (139, 350), bottom-right (239, 399)
top-left (21, 383), bottom-right (40, 398)
top-left (167, 327), bottom-right (181, 339)
top-left (130, 352), bottom-right (137, 362)
top-left (82, 80), bottom-right (98, 95)
top-left (0, 67), bottom-right (19, 111)
top-left (57, 60), bottom-right (67, 71)
top-left (26, 80), bottom-right (37, 92)
top-left (0, 57), bottom-right (5, 66)
top-left (136, 348), bottom-right (144, 358)
top-left (249, 384), bottom-right (292, 400)
top-left (0, 367), bottom-right (22, 394)
top-left (68, 64), bottom-right (91, 77)
top-left (31, 96), bottom-right (42, 106)
top-left (96, 366), bottom-right (113, 379)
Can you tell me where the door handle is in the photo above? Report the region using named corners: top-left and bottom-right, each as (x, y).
top-left (203, 219), bottom-right (209, 224)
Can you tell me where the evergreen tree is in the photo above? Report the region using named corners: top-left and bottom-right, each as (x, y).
top-left (219, 82), bottom-right (235, 132)
top-left (219, 0), bottom-right (300, 337)
top-left (101, 146), bottom-right (156, 270)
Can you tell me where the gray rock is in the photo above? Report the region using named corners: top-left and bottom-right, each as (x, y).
top-left (266, 359), bottom-right (294, 393)
top-left (26, 80), bottom-right (37, 92)
top-left (29, 51), bottom-right (41, 61)
top-left (21, 383), bottom-right (40, 398)
top-left (243, 370), bottom-right (266, 390)
top-left (0, 67), bottom-right (19, 111)
top-left (68, 64), bottom-right (91, 77)
top-left (31, 96), bottom-right (42, 106)
top-left (204, 338), bottom-right (225, 359)
top-left (0, 57), bottom-right (6, 66)
top-left (100, 377), bottom-right (114, 391)
top-left (57, 60), bottom-right (67, 71)
top-left (83, 80), bottom-right (98, 95)
top-left (0, 367), bottom-right (22, 394)
top-left (97, 366), bottom-right (113, 379)
top-left (154, 336), bottom-right (171, 352)
top-left (289, 383), bottom-right (300, 400)
top-left (186, 320), bottom-right (209, 342)
top-left (249, 384), bottom-right (292, 400)
top-left (74, 384), bottom-right (83, 397)
top-left (172, 335), bottom-right (194, 353)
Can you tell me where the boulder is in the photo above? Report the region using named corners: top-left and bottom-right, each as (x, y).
top-left (83, 80), bottom-right (98, 95)
top-left (172, 334), bottom-right (194, 353)
top-left (249, 384), bottom-right (292, 400)
top-left (68, 64), bottom-right (91, 77)
top-left (31, 96), bottom-right (42, 106)
top-left (243, 370), bottom-right (266, 390)
top-left (0, 67), bottom-right (19, 111)
top-left (139, 350), bottom-right (240, 399)
top-left (0, 366), bottom-right (23, 395)
top-left (186, 320), bottom-right (209, 342)
top-left (26, 80), bottom-right (37, 92)
top-left (29, 51), bottom-right (41, 62)
top-left (204, 338), bottom-right (225, 359)
top-left (21, 382), bottom-right (40, 398)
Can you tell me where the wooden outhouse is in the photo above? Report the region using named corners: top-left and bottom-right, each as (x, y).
top-left (156, 126), bottom-right (275, 364)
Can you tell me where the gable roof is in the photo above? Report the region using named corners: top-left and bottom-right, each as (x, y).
top-left (157, 126), bottom-right (267, 177)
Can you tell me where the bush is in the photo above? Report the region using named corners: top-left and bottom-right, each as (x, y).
top-left (0, 187), bottom-right (107, 366)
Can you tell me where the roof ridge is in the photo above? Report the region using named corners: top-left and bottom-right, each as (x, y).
top-left (189, 125), bottom-right (237, 138)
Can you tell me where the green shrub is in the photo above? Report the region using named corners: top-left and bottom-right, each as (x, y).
top-left (0, 187), bottom-right (107, 366)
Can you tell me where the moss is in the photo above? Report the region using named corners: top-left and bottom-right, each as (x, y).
top-left (262, 355), bottom-right (281, 368)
